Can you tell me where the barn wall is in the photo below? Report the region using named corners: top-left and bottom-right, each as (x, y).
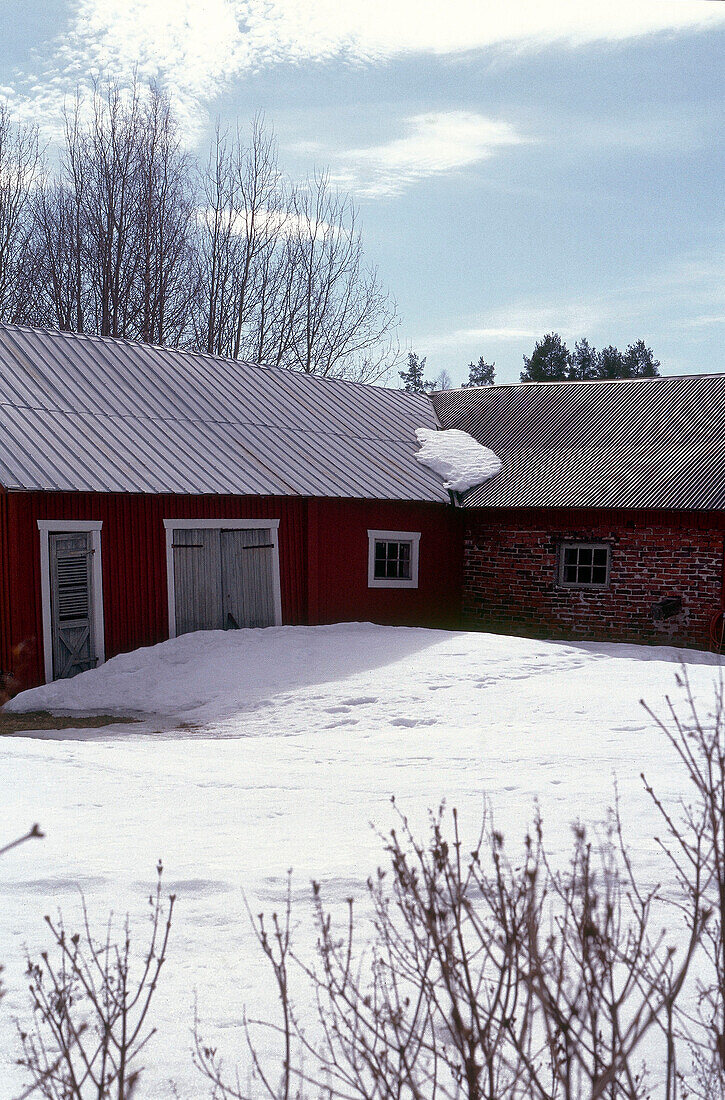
top-left (464, 507), bottom-right (725, 650)
top-left (0, 486), bottom-right (12, 696)
top-left (311, 499), bottom-right (463, 630)
top-left (7, 492), bottom-right (309, 688)
top-left (6, 492), bottom-right (461, 689)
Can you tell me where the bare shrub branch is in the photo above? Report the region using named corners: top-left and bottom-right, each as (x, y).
top-left (197, 796), bottom-right (700, 1100)
top-left (17, 861), bottom-right (175, 1100)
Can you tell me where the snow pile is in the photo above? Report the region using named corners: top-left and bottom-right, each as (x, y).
top-left (415, 427), bottom-right (501, 492)
top-left (3, 623), bottom-right (441, 723)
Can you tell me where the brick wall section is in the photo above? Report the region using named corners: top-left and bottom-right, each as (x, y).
top-left (463, 508), bottom-right (725, 650)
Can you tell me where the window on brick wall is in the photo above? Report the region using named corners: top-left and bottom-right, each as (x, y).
top-left (368, 530), bottom-right (420, 588)
top-left (558, 542), bottom-right (611, 588)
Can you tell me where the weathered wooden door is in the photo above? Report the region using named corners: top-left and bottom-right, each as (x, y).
top-left (172, 528), bottom-right (223, 635)
top-left (172, 527), bottom-right (276, 635)
top-left (49, 531), bottom-right (97, 679)
top-left (220, 529), bottom-right (275, 629)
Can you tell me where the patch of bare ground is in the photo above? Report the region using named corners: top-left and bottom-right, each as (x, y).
top-left (0, 711), bottom-right (138, 735)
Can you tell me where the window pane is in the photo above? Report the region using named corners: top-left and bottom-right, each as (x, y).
top-left (399, 559), bottom-right (411, 579)
top-left (386, 560), bottom-right (398, 578)
top-left (387, 542), bottom-right (398, 559)
top-left (374, 559), bottom-right (386, 578)
top-left (593, 548), bottom-right (608, 566)
top-left (399, 543), bottom-right (411, 562)
top-left (565, 566), bottom-right (578, 582)
top-left (592, 566), bottom-right (607, 584)
top-left (578, 548), bottom-right (593, 565)
top-left (564, 548), bottom-right (577, 566)
top-left (578, 566), bottom-right (593, 584)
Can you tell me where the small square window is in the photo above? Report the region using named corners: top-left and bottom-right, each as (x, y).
top-left (558, 542), bottom-right (611, 588)
top-left (368, 530), bottom-right (420, 588)
top-left (374, 540), bottom-right (413, 580)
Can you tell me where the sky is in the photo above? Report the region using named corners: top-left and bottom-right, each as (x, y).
top-left (0, 0), bottom-right (723, 386)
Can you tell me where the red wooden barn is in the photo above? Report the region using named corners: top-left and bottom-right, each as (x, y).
top-left (0, 324), bottom-right (462, 690)
top-left (0, 323), bottom-right (723, 692)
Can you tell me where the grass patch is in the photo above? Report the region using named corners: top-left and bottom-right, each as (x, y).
top-left (0, 710), bottom-right (138, 735)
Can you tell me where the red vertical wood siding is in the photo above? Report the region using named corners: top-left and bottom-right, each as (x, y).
top-left (8, 492), bottom-right (310, 688)
top-left (0, 486), bottom-right (11, 691)
top-left (312, 499), bottom-right (463, 629)
top-left (5, 492), bottom-right (461, 688)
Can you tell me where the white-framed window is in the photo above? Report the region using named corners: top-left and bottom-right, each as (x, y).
top-left (367, 530), bottom-right (421, 589)
top-left (38, 520), bottom-right (105, 683)
top-left (558, 541), bottom-right (611, 588)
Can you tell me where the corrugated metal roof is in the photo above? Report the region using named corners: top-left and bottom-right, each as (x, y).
top-left (0, 324), bottom-right (448, 501)
top-left (431, 374), bottom-right (725, 510)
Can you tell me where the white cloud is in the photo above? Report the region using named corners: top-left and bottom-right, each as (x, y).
top-left (10, 0), bottom-right (725, 138)
top-left (196, 204), bottom-right (336, 239)
top-left (330, 111), bottom-right (523, 197)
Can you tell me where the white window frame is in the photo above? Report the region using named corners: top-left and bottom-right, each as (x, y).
top-left (163, 518), bottom-right (283, 638)
top-left (367, 529), bottom-right (421, 589)
top-left (38, 520), bottom-right (105, 684)
top-left (558, 540), bottom-right (612, 589)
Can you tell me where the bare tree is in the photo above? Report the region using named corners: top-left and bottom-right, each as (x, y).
top-left (193, 121), bottom-right (399, 381)
top-left (4, 94), bottom-right (399, 380)
top-left (642, 672), bottom-right (725, 1097)
top-left (79, 82), bottom-right (145, 338)
top-left (135, 85), bottom-right (196, 346)
top-left (32, 82), bottom-right (195, 346)
top-left (32, 178), bottom-right (85, 332)
top-left (0, 105), bottom-right (41, 326)
top-left (430, 369), bottom-right (453, 391)
top-left (193, 117), bottom-right (285, 359)
top-left (286, 172), bottom-right (398, 381)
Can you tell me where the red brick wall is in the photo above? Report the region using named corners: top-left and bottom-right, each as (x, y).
top-left (464, 508), bottom-right (725, 650)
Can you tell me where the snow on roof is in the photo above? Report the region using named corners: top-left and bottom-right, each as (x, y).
top-left (414, 427), bottom-right (501, 493)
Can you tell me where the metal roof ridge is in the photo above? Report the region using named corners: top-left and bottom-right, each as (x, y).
top-left (436, 371), bottom-right (725, 395)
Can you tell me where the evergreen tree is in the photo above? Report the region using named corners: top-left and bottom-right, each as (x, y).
top-left (570, 338), bottom-right (598, 380)
top-left (462, 356), bottom-right (496, 387)
top-left (595, 344), bottom-right (624, 379)
top-left (523, 333), bottom-right (661, 383)
top-left (398, 351), bottom-right (433, 393)
top-left (520, 333), bottom-right (572, 383)
top-left (623, 339), bottom-right (660, 377)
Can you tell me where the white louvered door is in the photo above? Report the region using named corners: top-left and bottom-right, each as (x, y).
top-left (49, 531), bottom-right (97, 679)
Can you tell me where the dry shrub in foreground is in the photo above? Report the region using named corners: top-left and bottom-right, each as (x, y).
top-left (196, 798), bottom-right (704, 1100)
top-left (641, 671), bottom-right (725, 1099)
top-left (17, 862), bottom-right (175, 1100)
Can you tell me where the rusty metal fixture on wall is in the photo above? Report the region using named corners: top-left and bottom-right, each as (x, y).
top-left (651, 596), bottom-right (682, 621)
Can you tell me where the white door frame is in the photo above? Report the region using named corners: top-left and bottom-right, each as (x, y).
top-left (163, 518), bottom-right (283, 638)
top-left (37, 520), bottom-right (105, 684)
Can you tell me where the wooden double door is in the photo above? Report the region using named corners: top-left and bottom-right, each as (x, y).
top-left (172, 527), bottom-right (276, 636)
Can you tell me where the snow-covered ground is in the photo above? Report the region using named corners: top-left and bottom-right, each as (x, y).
top-left (1, 624), bottom-right (722, 1097)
